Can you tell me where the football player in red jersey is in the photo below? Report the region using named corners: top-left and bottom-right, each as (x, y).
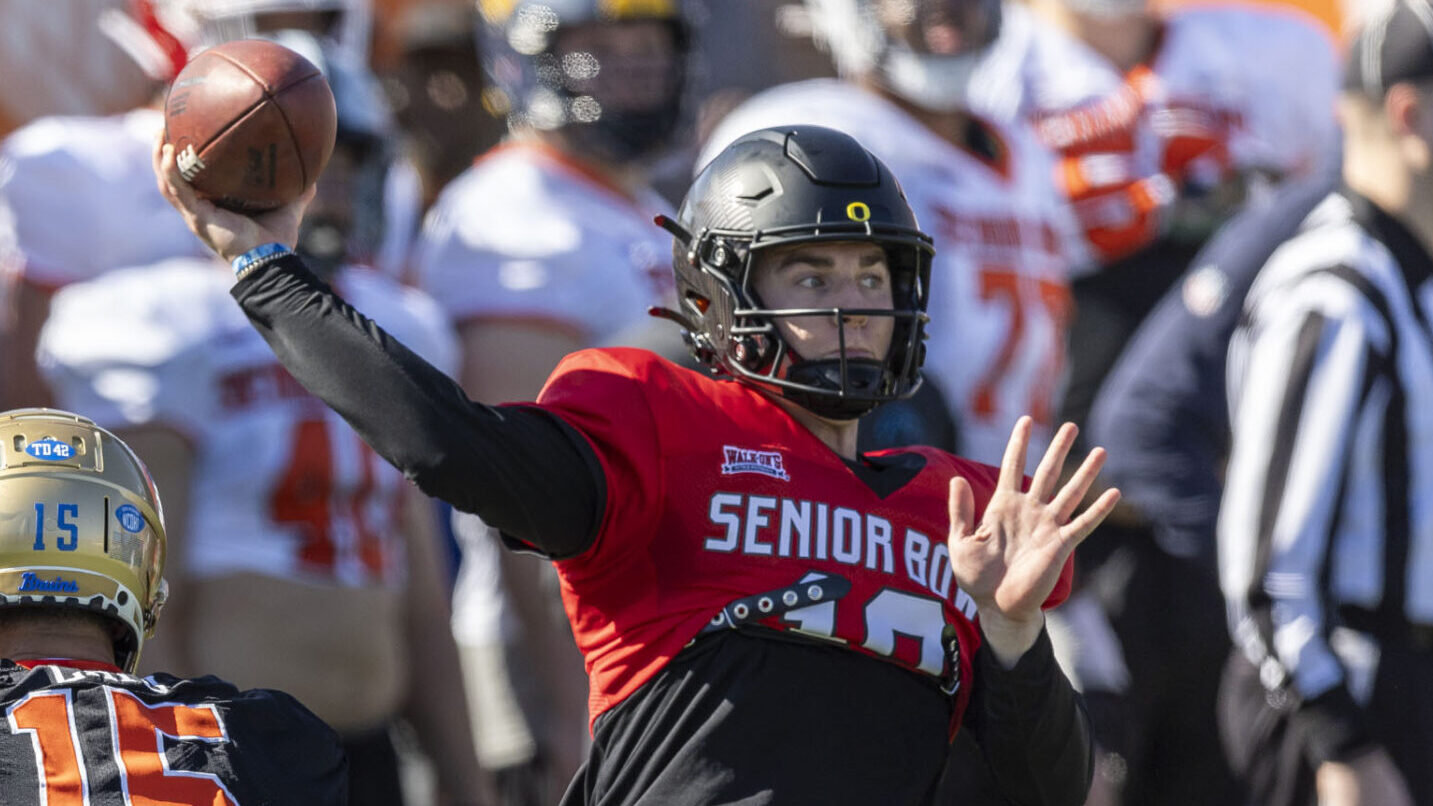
top-left (0, 408), bottom-right (348, 804)
top-left (155, 123), bottom-right (1119, 806)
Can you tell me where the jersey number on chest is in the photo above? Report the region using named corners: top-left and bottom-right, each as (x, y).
top-left (784, 576), bottom-right (955, 687)
top-left (270, 416), bottom-right (389, 579)
top-left (973, 266), bottom-right (1070, 426)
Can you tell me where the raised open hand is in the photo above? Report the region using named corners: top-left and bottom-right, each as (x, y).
top-left (152, 132), bottom-right (314, 264)
top-left (948, 416), bottom-right (1120, 665)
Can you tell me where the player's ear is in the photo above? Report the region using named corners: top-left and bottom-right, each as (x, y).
top-left (1382, 82), bottom-right (1433, 171)
top-left (1385, 82), bottom-right (1425, 138)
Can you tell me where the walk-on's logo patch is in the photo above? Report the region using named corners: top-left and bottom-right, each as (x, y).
top-left (720, 446), bottom-right (789, 480)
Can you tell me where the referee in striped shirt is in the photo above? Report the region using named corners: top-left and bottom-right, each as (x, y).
top-left (1219, 4), bottom-right (1433, 805)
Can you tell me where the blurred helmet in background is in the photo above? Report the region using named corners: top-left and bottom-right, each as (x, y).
top-left (803, 0), bottom-right (1000, 111)
top-left (477, 0), bottom-right (693, 164)
top-left (179, 0), bottom-right (373, 68)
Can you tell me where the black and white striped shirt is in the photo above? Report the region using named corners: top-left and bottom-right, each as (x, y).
top-left (1221, 189), bottom-right (1433, 706)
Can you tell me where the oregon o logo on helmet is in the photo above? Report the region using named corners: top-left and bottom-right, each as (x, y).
top-left (846, 201), bottom-right (871, 222)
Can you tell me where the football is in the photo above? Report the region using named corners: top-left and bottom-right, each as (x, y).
top-left (163, 39), bottom-right (337, 212)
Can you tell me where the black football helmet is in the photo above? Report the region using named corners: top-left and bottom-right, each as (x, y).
top-left (655, 125), bottom-right (934, 420)
top-left (477, 0), bottom-right (691, 165)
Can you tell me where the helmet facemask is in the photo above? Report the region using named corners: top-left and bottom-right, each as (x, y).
top-left (656, 126), bottom-right (934, 421)
top-left (742, 233), bottom-right (928, 420)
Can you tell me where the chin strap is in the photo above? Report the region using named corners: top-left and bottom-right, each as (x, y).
top-left (782, 358), bottom-right (894, 420)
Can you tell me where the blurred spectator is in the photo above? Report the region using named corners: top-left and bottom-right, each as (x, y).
top-left (972, 0), bottom-right (1340, 441)
top-left (0, 0), bottom-right (185, 137)
top-left (379, 2), bottom-right (506, 214)
top-left (412, 1), bottom-right (694, 801)
top-left (0, 0), bottom-right (205, 411)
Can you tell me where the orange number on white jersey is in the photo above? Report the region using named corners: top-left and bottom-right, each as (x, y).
top-left (971, 266), bottom-right (1071, 427)
top-left (270, 415), bottom-right (389, 579)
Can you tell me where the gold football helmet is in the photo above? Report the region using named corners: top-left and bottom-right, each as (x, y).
top-left (0, 409), bottom-right (167, 673)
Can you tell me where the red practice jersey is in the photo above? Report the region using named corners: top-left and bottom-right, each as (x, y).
top-left (528, 348), bottom-right (1074, 727)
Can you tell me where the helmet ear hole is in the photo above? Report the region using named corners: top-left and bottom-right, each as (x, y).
top-left (705, 239), bottom-right (737, 269)
top-left (684, 291), bottom-right (711, 315)
top-left (735, 331), bottom-right (783, 375)
top-left (734, 336), bottom-right (763, 365)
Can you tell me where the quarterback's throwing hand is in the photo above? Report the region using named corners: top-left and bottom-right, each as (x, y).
top-left (948, 417), bottom-right (1119, 666)
top-left (151, 132), bottom-right (313, 265)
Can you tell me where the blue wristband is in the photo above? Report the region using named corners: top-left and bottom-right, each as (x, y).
top-left (231, 242), bottom-right (291, 276)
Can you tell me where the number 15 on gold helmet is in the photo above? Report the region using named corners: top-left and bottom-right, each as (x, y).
top-left (0, 409), bottom-right (167, 674)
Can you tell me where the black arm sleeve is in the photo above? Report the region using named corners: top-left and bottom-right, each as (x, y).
top-left (231, 254), bottom-right (604, 558)
top-left (966, 626), bottom-right (1094, 806)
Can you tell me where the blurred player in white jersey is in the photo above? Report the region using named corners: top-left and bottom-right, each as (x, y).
top-left (37, 32), bottom-right (483, 806)
top-left (413, 2), bottom-right (692, 800)
top-left (970, 0), bottom-right (1339, 437)
top-left (0, 0), bottom-right (206, 411)
top-left (700, 0), bottom-right (1089, 469)
top-left (967, 2), bottom-right (1342, 803)
top-left (697, 1), bottom-right (1088, 801)
top-left (0, 0), bottom-right (419, 406)
top-left (0, 0), bottom-right (186, 136)
top-left (419, 0), bottom-right (687, 400)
